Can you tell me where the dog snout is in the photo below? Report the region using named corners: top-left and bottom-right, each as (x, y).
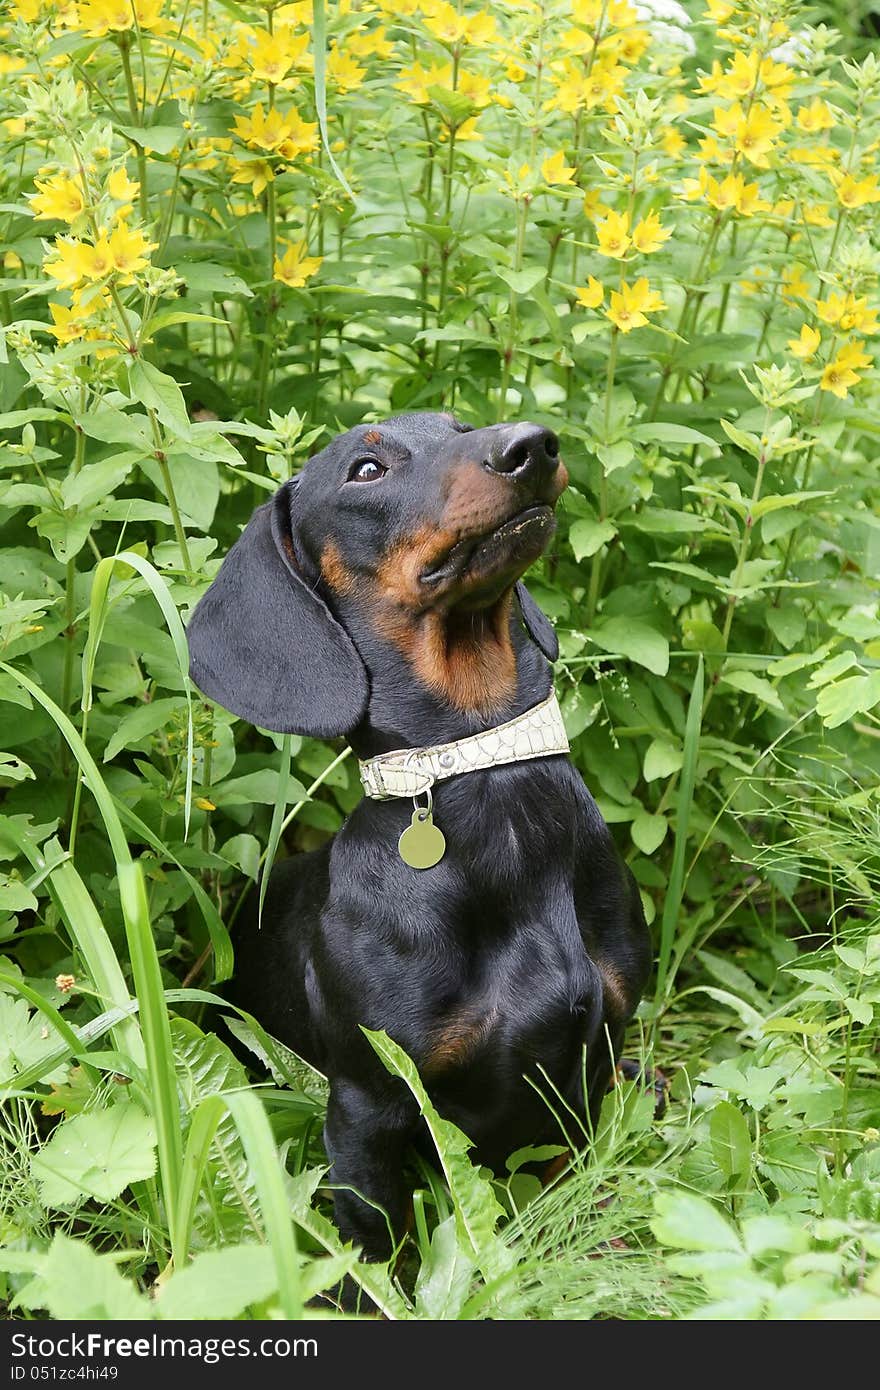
top-left (485, 423), bottom-right (561, 495)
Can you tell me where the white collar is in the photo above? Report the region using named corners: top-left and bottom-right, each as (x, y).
top-left (358, 691), bottom-right (569, 800)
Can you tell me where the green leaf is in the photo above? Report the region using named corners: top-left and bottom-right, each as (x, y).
top-left (719, 418), bottom-right (761, 458)
top-left (39, 1233), bottom-right (148, 1321)
top-left (414, 1215), bottom-right (475, 1320)
top-left (216, 768), bottom-right (308, 806)
top-left (171, 1018), bottom-right (257, 1246)
top-left (709, 1101), bottom-right (752, 1180)
top-left (629, 422), bottom-right (717, 449)
top-left (156, 1245), bottom-right (277, 1320)
top-left (363, 1028), bottom-right (510, 1280)
top-left (588, 618), bottom-right (670, 675)
top-left (681, 619), bottom-right (726, 653)
top-left (32, 1103), bottom-right (157, 1207)
top-left (496, 265), bottom-right (547, 295)
top-left (61, 454), bottom-right (139, 510)
top-left (119, 124), bottom-right (186, 154)
top-left (643, 738), bottom-right (682, 782)
top-left (651, 1192), bottom-right (743, 1253)
top-left (719, 669), bottom-right (784, 712)
top-left (103, 696), bottom-right (185, 762)
top-left (631, 811), bottom-right (667, 854)
top-left (0, 992), bottom-right (68, 1086)
top-left (596, 440), bottom-right (634, 473)
top-left (816, 671), bottom-right (880, 728)
top-left (129, 359), bottom-right (191, 437)
top-left (568, 517), bottom-right (617, 561)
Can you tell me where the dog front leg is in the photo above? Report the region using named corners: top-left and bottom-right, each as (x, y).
top-left (324, 1078), bottom-right (415, 1262)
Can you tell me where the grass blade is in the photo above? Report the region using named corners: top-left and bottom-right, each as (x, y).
top-left (655, 654), bottom-right (704, 1006)
top-left (0, 821), bottom-right (144, 1068)
top-left (313, 0), bottom-right (355, 202)
top-left (174, 1094), bottom-right (227, 1265)
top-left (115, 800), bottom-right (234, 983)
top-left (225, 1091), bottom-right (303, 1318)
top-left (258, 734), bottom-right (291, 929)
top-left (81, 551), bottom-right (195, 838)
top-left (0, 663), bottom-right (184, 1263)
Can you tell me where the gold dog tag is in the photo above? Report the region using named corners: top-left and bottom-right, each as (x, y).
top-left (398, 808), bottom-right (446, 869)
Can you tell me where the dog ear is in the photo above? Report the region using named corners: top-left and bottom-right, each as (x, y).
top-left (515, 580), bottom-right (559, 662)
top-left (187, 481), bottom-right (369, 737)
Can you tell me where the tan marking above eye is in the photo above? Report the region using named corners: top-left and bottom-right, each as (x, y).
top-left (362, 428), bottom-right (382, 446)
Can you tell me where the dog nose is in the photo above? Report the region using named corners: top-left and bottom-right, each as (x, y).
top-left (486, 423), bottom-right (560, 484)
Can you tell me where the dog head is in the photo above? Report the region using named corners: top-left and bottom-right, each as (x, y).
top-left (187, 411), bottom-right (568, 737)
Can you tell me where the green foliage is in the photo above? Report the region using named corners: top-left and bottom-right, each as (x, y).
top-left (0, 0), bottom-right (879, 1322)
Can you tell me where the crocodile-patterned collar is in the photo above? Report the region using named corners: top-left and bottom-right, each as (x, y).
top-left (358, 691), bottom-right (570, 801)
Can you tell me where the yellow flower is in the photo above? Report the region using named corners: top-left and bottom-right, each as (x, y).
top-left (422, 0), bottom-right (467, 44)
top-left (541, 151), bottom-right (577, 186)
top-left (605, 277), bottom-right (665, 333)
top-left (462, 10), bottom-right (498, 46)
top-left (29, 175), bottom-right (85, 223)
top-left (247, 29), bottom-right (309, 86)
top-left (797, 98), bottom-right (834, 133)
top-left (787, 324), bottom-right (820, 359)
top-left (712, 103), bottom-right (740, 141)
top-left (734, 179), bottom-right (771, 217)
top-left (704, 172), bottom-right (741, 212)
top-left (631, 211), bottom-right (671, 254)
top-left (582, 190), bottom-right (608, 221)
top-left (704, 0), bottom-right (734, 19)
top-left (662, 129), bottom-right (685, 157)
top-left (327, 44), bottom-right (366, 94)
top-left (230, 159), bottom-right (275, 196)
top-left (108, 221), bottom-right (155, 277)
top-left (44, 236), bottom-right (113, 288)
top-left (836, 338), bottom-right (872, 371)
top-left (735, 103), bottom-right (780, 168)
top-left (455, 68), bottom-right (492, 109)
top-left (595, 209), bottom-right (631, 259)
top-left (832, 172), bottom-right (880, 209)
top-left (76, 0), bottom-right (164, 36)
top-left (346, 26), bottom-right (395, 61)
top-left (233, 104), bottom-right (317, 159)
top-left (802, 202), bottom-right (834, 228)
top-left (608, 27), bottom-right (650, 66)
top-left (453, 116), bottom-right (483, 143)
top-left (575, 276), bottom-right (604, 309)
top-left (719, 49), bottom-right (760, 100)
top-left (840, 298), bottom-right (879, 336)
top-left (781, 264), bottom-right (810, 302)
top-left (107, 167), bottom-right (140, 203)
top-left (815, 292), bottom-right (847, 327)
top-left (48, 302), bottom-right (87, 343)
top-left (395, 61), bottom-right (449, 105)
top-left (273, 239), bottom-right (322, 287)
top-left (820, 357), bottom-right (860, 399)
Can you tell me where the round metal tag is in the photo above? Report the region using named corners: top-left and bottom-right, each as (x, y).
top-left (398, 809), bottom-right (446, 869)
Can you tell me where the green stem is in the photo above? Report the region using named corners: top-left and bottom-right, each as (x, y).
top-left (256, 178), bottom-right (278, 420)
top-left (148, 411), bottom-right (193, 579)
top-left (119, 37), bottom-right (150, 224)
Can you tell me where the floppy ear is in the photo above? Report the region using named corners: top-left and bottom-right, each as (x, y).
top-left (187, 481), bottom-right (369, 737)
top-left (515, 580), bottom-right (559, 662)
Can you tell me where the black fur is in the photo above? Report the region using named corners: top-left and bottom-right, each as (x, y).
top-left (187, 411), bottom-right (652, 1261)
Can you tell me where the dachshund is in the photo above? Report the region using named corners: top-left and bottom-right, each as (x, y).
top-left (187, 411), bottom-right (652, 1263)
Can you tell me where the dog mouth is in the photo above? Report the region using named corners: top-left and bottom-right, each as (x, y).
top-left (421, 505), bottom-right (556, 590)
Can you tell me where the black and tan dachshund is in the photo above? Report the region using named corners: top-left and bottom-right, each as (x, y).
top-left (187, 411), bottom-right (651, 1262)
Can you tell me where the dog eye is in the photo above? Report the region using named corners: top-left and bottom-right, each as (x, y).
top-left (348, 457), bottom-right (387, 483)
